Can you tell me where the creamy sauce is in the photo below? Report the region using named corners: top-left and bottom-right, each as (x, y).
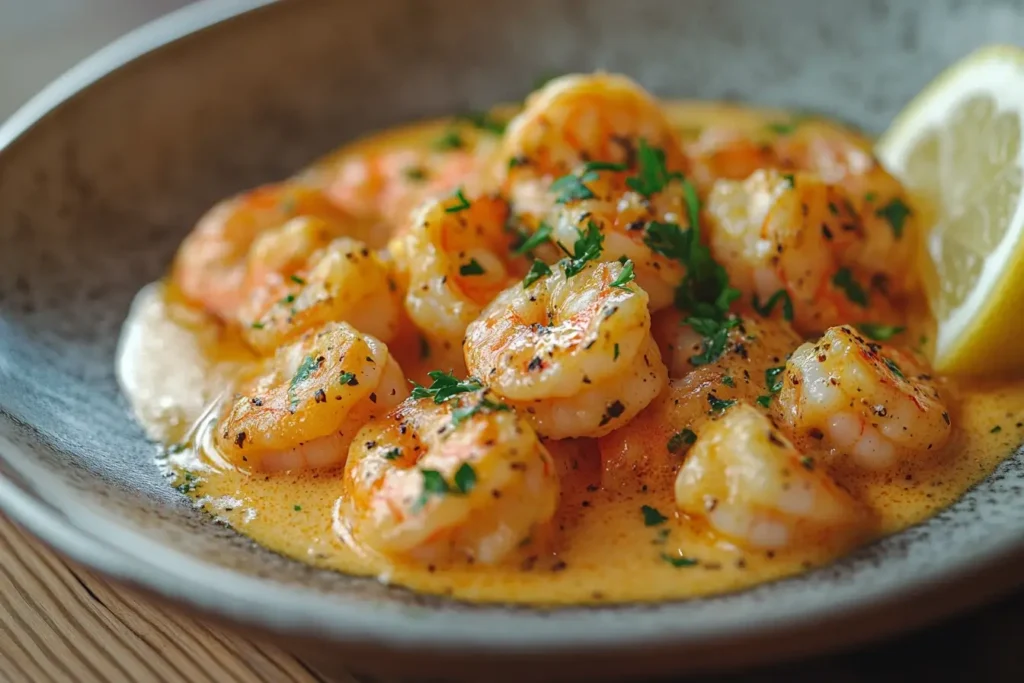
top-left (118, 102), bottom-right (1024, 605)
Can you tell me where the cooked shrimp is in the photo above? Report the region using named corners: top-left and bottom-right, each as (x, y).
top-left (498, 73), bottom-right (690, 309)
top-left (601, 314), bottom-right (801, 491)
top-left (706, 168), bottom-right (914, 334)
top-left (774, 325), bottom-right (951, 471)
top-left (239, 229), bottom-right (401, 355)
top-left (172, 183), bottom-right (369, 321)
top-left (464, 259), bottom-right (667, 439)
top-left (338, 388), bottom-right (559, 565)
top-left (675, 404), bottom-right (868, 550)
top-left (390, 192), bottom-right (526, 351)
top-left (213, 322), bottom-right (407, 473)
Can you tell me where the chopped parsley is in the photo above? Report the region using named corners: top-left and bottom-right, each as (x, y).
top-left (781, 173), bottom-right (795, 188)
top-left (289, 274), bottom-right (306, 285)
top-left (643, 220), bottom-right (692, 262)
top-left (865, 191), bottom-right (878, 202)
top-left (404, 166), bottom-right (428, 181)
top-left (450, 396), bottom-right (510, 427)
top-left (609, 259), bottom-right (635, 290)
top-left (883, 357), bottom-right (905, 380)
top-left (765, 366), bottom-right (785, 394)
top-left (613, 343), bottom-right (620, 361)
top-left (444, 187), bottom-right (471, 213)
top-left (661, 553), bottom-right (699, 568)
top-left (558, 222), bottom-right (604, 278)
top-left (550, 172), bottom-right (597, 203)
top-left (523, 259), bottom-right (553, 288)
top-left (832, 268), bottom-right (868, 307)
top-left (459, 258), bottom-right (486, 276)
top-left (800, 456), bottom-right (815, 471)
top-left (415, 469), bottom-right (451, 510)
top-left (707, 394), bottom-right (736, 414)
top-left (583, 160), bottom-right (628, 173)
top-left (410, 371), bottom-right (482, 403)
top-left (875, 198), bottom-right (911, 239)
top-left (458, 111), bottom-right (506, 135)
top-left (626, 139), bottom-right (683, 197)
top-left (251, 321), bottom-right (265, 330)
top-left (752, 289), bottom-right (794, 321)
top-left (512, 222), bottom-right (553, 256)
top-left (383, 447), bottom-right (402, 461)
top-left (766, 121), bottom-right (798, 135)
top-left (288, 355), bottom-right (322, 410)
top-left (722, 376), bottom-right (735, 387)
top-left (338, 371), bottom-right (356, 386)
top-left (688, 316), bottom-right (739, 365)
top-left (293, 505), bottom-right (302, 512)
top-left (279, 293), bottom-right (296, 305)
top-left (991, 425), bottom-right (1003, 434)
top-left (755, 395), bottom-right (772, 408)
top-left (641, 505), bottom-right (668, 526)
top-left (432, 130), bottom-right (464, 151)
top-left (857, 323), bottom-right (905, 341)
top-left (453, 463), bottom-right (477, 493)
top-left (667, 428), bottom-right (697, 454)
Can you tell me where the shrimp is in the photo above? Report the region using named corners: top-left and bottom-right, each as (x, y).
top-left (390, 192), bottom-right (526, 351)
top-left (773, 325), bottom-right (951, 472)
top-left (706, 168), bottom-right (915, 335)
top-left (239, 226), bottom-right (401, 355)
top-left (338, 388), bottom-right (559, 565)
top-left (674, 404), bottom-right (868, 551)
top-left (464, 259), bottom-right (667, 439)
top-left (498, 73), bottom-right (691, 310)
top-left (213, 322), bottom-right (407, 473)
top-left (172, 183), bottom-right (372, 321)
top-left (601, 314), bottom-right (801, 492)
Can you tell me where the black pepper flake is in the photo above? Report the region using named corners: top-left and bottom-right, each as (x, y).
top-left (369, 392), bottom-right (377, 403)
top-left (942, 411), bottom-right (950, 425)
top-left (808, 427), bottom-right (824, 440)
top-left (551, 561), bottom-right (568, 572)
top-left (250, 397), bottom-right (263, 406)
top-left (598, 400), bottom-right (626, 426)
top-left (314, 388), bottom-right (327, 403)
top-left (234, 432), bottom-right (247, 448)
top-left (527, 356), bottom-right (543, 372)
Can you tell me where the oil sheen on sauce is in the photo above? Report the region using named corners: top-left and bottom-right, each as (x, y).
top-left (116, 103), bottom-right (1024, 606)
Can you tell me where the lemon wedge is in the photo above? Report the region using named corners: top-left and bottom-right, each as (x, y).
top-left (877, 45), bottom-right (1024, 376)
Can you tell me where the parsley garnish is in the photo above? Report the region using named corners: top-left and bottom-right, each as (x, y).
top-left (832, 268), bottom-right (868, 307)
top-left (766, 121), bottom-right (799, 135)
top-left (512, 222), bottom-right (553, 256)
top-left (415, 469), bottom-right (451, 510)
top-left (641, 505), bottom-right (668, 526)
top-left (433, 130), bottom-right (464, 151)
top-left (459, 258), bottom-right (485, 276)
top-left (338, 371), bottom-right (356, 386)
top-left (384, 448), bottom-right (402, 461)
top-left (404, 166), bottom-right (428, 181)
top-left (550, 172), bottom-right (597, 203)
top-left (781, 173), bottom-right (795, 188)
top-left (558, 222), bottom-right (604, 278)
top-left (453, 463), bottom-right (477, 493)
top-left (875, 198), bottom-right (911, 239)
top-left (667, 428), bottom-right (697, 453)
top-left (626, 139), bottom-right (683, 197)
top-left (752, 289), bottom-right (794, 321)
top-left (293, 505), bottom-right (302, 512)
top-left (883, 357), bottom-right (904, 380)
top-left (251, 321), bottom-right (265, 330)
top-left (290, 274), bottom-right (306, 285)
top-left (661, 553), bottom-right (699, 568)
top-left (800, 456), bottom-right (815, 471)
top-left (865, 191), bottom-right (878, 202)
top-left (445, 188), bottom-right (471, 213)
top-left (613, 343), bottom-right (620, 361)
top-left (857, 323), bottom-right (905, 341)
top-left (609, 259), bottom-right (635, 290)
top-left (688, 316), bottom-right (740, 365)
top-left (458, 111), bottom-right (506, 135)
top-left (523, 260), bottom-right (553, 288)
top-left (288, 355), bottom-right (322, 411)
top-left (723, 376), bottom-right (735, 387)
top-left (992, 425), bottom-right (1003, 434)
top-left (643, 220), bottom-right (692, 262)
top-left (410, 371), bottom-right (482, 403)
top-left (583, 160), bottom-right (628, 173)
top-left (765, 366), bottom-right (785, 394)
top-left (707, 394), bottom-right (736, 414)
top-left (755, 395), bottom-right (772, 408)
top-left (450, 396), bottom-right (510, 427)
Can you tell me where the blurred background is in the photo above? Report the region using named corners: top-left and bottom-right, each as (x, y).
top-left (0, 0), bottom-right (190, 119)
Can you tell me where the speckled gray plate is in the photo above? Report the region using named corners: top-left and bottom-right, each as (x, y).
top-left (2, 1), bottom-right (1024, 680)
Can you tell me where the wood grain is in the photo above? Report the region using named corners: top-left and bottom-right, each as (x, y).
top-left (0, 514), bottom-right (342, 683)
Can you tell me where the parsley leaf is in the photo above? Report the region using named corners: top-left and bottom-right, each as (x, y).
top-left (875, 198), bottom-right (911, 239)
top-left (433, 130), bottom-right (464, 151)
top-left (338, 371), bottom-right (356, 386)
top-left (667, 428), bottom-right (697, 454)
top-left (641, 505), bottom-right (668, 526)
top-left (661, 553), bottom-right (699, 568)
top-left (857, 323), bottom-right (905, 341)
top-left (550, 172), bottom-right (597, 203)
top-left (583, 160), bottom-right (628, 173)
top-left (766, 121), bottom-right (798, 135)
top-left (559, 222), bottom-right (604, 278)
top-left (444, 187), bottom-right (471, 213)
top-left (453, 463), bottom-right (477, 494)
top-left (688, 317), bottom-right (739, 365)
top-left (765, 366), bottom-right (785, 394)
top-left (832, 268), bottom-right (868, 307)
top-left (450, 396), bottom-right (510, 427)
top-left (290, 274), bottom-right (306, 285)
top-left (512, 222), bottom-right (553, 256)
top-left (609, 259), bottom-right (636, 290)
top-left (883, 357), bottom-right (905, 380)
top-left (288, 355), bottom-right (322, 411)
top-left (707, 394), bottom-right (736, 414)
top-left (626, 139), bottom-right (683, 197)
top-left (459, 258), bottom-right (485, 276)
top-left (404, 166), bottom-right (428, 181)
top-left (414, 469), bottom-right (451, 510)
top-left (383, 448), bottom-right (402, 461)
top-left (410, 371), bottom-right (482, 403)
top-left (755, 394), bottom-right (772, 408)
top-left (752, 289), bottom-right (794, 321)
top-left (523, 260), bottom-right (552, 288)
top-left (643, 220), bottom-right (693, 262)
